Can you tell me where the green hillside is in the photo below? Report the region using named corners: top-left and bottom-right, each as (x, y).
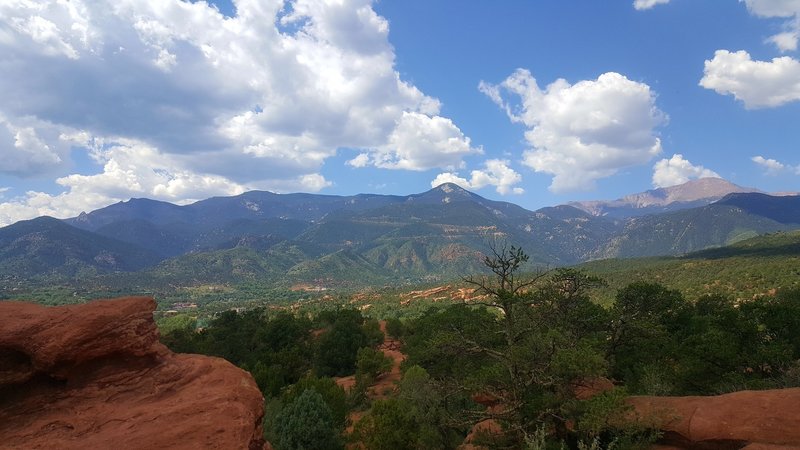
top-left (595, 204), bottom-right (793, 259)
top-left (0, 216), bottom-right (161, 279)
top-left (285, 250), bottom-right (393, 287)
top-left (580, 230), bottom-right (800, 303)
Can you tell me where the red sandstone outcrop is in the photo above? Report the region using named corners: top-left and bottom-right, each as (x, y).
top-left (0, 297), bottom-right (267, 450)
top-left (458, 392), bottom-right (506, 449)
top-left (627, 389), bottom-right (800, 449)
top-left (460, 418), bottom-right (503, 450)
top-left (397, 285), bottom-right (488, 305)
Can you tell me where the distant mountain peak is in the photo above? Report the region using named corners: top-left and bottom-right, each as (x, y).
top-left (432, 182), bottom-right (471, 194)
top-left (622, 178), bottom-right (757, 206)
top-left (569, 177), bottom-right (760, 218)
top-left (408, 183), bottom-right (475, 204)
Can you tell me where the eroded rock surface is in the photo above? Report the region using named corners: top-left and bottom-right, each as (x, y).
top-left (628, 389), bottom-right (800, 449)
top-left (0, 297), bottom-right (266, 450)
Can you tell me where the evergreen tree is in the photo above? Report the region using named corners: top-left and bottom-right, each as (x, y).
top-left (273, 389), bottom-right (342, 450)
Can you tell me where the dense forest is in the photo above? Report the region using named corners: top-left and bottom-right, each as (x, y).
top-left (159, 245), bottom-right (800, 449)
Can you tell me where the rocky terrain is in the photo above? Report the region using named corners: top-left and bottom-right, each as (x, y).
top-left (0, 297), bottom-right (267, 449)
top-left (628, 389), bottom-right (800, 449)
top-left (461, 381), bottom-right (800, 449)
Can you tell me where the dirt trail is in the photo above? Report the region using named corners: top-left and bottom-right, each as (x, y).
top-left (370, 320), bottom-right (406, 398)
top-left (336, 320), bottom-right (406, 435)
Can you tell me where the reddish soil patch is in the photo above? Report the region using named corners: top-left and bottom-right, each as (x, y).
top-left (336, 374), bottom-right (356, 391)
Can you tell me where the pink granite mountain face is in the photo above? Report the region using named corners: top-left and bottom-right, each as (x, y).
top-left (617, 178), bottom-right (758, 208)
top-left (0, 297), bottom-right (267, 450)
top-left (570, 177), bottom-right (760, 216)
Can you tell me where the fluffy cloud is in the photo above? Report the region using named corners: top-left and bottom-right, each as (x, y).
top-left (652, 154), bottom-right (720, 188)
top-left (481, 69), bottom-right (665, 193)
top-left (743, 0), bottom-right (800, 51)
top-left (60, 141), bottom-right (251, 201)
top-left (0, 0), bottom-right (475, 225)
top-left (347, 112), bottom-right (481, 171)
top-left (744, 0), bottom-right (800, 17)
top-left (700, 3), bottom-right (800, 108)
top-left (751, 155), bottom-right (800, 174)
top-left (0, 115), bottom-right (73, 177)
top-left (633, 0), bottom-right (671, 11)
top-left (769, 31), bottom-right (800, 52)
top-left (700, 50), bottom-right (800, 108)
top-left (431, 159), bottom-right (524, 195)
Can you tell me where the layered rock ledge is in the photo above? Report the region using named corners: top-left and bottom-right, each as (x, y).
top-left (0, 297), bottom-right (266, 450)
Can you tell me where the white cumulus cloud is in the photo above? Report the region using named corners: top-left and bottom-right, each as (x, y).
top-left (633, 0), bottom-right (671, 11)
top-left (347, 112), bottom-right (482, 171)
top-left (743, 0), bottom-right (800, 51)
top-left (0, 115), bottom-right (73, 177)
top-left (744, 0), bottom-right (800, 17)
top-left (652, 154), bottom-right (720, 188)
top-left (751, 155), bottom-right (800, 174)
top-left (431, 159), bottom-right (524, 195)
top-left (768, 29), bottom-right (800, 52)
top-left (481, 69), bottom-right (666, 193)
top-left (700, 50), bottom-right (800, 108)
top-left (0, 0), bottom-right (474, 225)
top-left (346, 153), bottom-right (370, 168)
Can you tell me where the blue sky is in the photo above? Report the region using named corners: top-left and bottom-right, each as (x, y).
top-left (0, 0), bottom-right (799, 225)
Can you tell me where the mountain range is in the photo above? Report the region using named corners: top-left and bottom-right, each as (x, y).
top-left (1, 178), bottom-right (799, 289)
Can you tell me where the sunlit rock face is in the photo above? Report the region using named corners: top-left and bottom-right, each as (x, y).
top-left (627, 389), bottom-right (800, 448)
top-left (0, 297), bottom-right (268, 450)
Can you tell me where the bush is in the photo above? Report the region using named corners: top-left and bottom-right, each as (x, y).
top-left (363, 318), bottom-right (385, 346)
top-left (314, 310), bottom-right (369, 377)
top-left (273, 389), bottom-right (342, 450)
top-left (385, 317), bottom-right (405, 339)
top-left (283, 376), bottom-right (348, 430)
top-left (356, 347), bottom-right (392, 380)
top-left (353, 398), bottom-right (420, 450)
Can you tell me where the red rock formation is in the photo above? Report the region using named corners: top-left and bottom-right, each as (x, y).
top-left (627, 389), bottom-right (800, 449)
top-left (0, 297), bottom-right (267, 450)
top-left (460, 418), bottom-right (503, 450)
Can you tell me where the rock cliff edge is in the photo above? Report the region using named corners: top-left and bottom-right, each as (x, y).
top-left (0, 297), bottom-right (266, 450)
